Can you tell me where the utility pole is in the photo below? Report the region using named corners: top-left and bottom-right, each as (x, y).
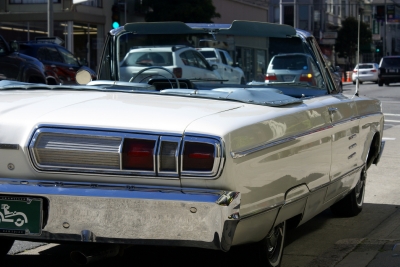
top-left (47, 0), bottom-right (53, 37)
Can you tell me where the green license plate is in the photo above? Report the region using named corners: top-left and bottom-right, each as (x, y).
top-left (0, 196), bottom-right (42, 235)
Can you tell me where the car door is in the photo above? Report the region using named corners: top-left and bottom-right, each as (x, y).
top-left (180, 50), bottom-right (220, 81)
top-left (219, 50), bottom-right (240, 83)
top-left (39, 46), bottom-right (77, 85)
top-left (324, 96), bottom-right (360, 203)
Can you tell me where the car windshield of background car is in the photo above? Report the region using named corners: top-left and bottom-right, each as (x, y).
top-left (114, 32), bottom-right (326, 89)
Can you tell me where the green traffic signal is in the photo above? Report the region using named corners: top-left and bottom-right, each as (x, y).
top-left (111, 4), bottom-right (120, 29)
top-left (112, 22), bottom-right (120, 29)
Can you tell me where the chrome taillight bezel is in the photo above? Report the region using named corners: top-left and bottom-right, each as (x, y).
top-left (181, 136), bottom-right (223, 178)
top-left (28, 127), bottom-right (224, 179)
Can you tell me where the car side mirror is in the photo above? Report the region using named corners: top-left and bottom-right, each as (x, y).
top-left (211, 64), bottom-right (218, 70)
top-left (9, 40), bottom-right (19, 52)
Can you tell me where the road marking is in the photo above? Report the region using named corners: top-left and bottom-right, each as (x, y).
top-left (383, 137), bottom-right (396, 141)
top-left (385, 120), bottom-right (400, 123)
top-left (18, 243), bottom-right (60, 255)
top-left (384, 113), bottom-right (400, 116)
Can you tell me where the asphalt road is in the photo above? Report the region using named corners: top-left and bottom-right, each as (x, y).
top-left (4, 82), bottom-right (400, 266)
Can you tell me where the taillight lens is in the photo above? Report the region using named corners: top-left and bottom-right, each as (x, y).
top-left (371, 69), bottom-right (377, 72)
top-left (353, 70), bottom-right (358, 73)
top-left (122, 139), bottom-right (155, 171)
top-left (173, 67), bottom-right (182, 78)
top-left (159, 141), bottom-right (178, 172)
top-left (299, 73), bottom-right (313, 82)
top-left (265, 73), bottom-right (277, 81)
top-left (182, 142), bottom-right (215, 171)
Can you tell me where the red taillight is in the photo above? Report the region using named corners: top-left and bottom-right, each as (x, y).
top-left (182, 142), bottom-right (214, 171)
top-left (173, 67), bottom-right (182, 78)
top-left (353, 70), bottom-right (358, 73)
top-left (371, 69), bottom-right (377, 72)
top-left (299, 73), bottom-right (313, 82)
top-left (122, 139), bottom-right (155, 170)
top-left (265, 73), bottom-right (277, 81)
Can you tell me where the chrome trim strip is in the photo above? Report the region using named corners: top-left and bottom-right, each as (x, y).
top-left (349, 133), bottom-right (357, 140)
top-left (231, 125), bottom-right (332, 159)
top-left (348, 152), bottom-right (356, 159)
top-left (240, 203), bottom-right (283, 220)
top-left (357, 112), bottom-right (384, 120)
top-left (349, 143), bottom-right (357, 150)
top-left (230, 112), bottom-right (384, 159)
top-left (0, 144), bottom-right (19, 150)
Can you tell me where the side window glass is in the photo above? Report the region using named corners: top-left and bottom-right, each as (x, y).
top-left (47, 47), bottom-right (64, 63)
top-left (180, 51), bottom-right (197, 67)
top-left (193, 51), bottom-right (208, 70)
top-left (180, 51), bottom-right (190, 66)
top-left (58, 47), bottom-right (79, 65)
top-left (219, 51), bottom-right (228, 65)
top-left (37, 47), bottom-right (50, 61)
top-left (224, 51), bottom-right (234, 66)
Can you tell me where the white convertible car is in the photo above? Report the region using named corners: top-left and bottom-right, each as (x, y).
top-left (0, 21), bottom-right (384, 266)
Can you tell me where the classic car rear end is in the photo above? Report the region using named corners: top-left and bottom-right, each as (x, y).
top-left (0, 21), bottom-right (385, 267)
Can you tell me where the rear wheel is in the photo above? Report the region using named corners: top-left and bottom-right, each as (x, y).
top-left (256, 221), bottom-right (286, 267)
top-left (378, 79), bottom-right (383, 86)
top-left (0, 238), bottom-right (14, 258)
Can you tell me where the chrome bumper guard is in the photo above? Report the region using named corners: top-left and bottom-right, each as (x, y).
top-left (0, 180), bottom-right (240, 251)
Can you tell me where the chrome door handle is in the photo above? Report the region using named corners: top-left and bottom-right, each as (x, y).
top-left (328, 107), bottom-right (338, 114)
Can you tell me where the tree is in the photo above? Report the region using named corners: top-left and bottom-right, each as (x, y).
top-left (335, 17), bottom-right (372, 66)
top-left (137, 0), bottom-right (221, 23)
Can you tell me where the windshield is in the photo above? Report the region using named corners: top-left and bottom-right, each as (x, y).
top-left (94, 21), bottom-right (333, 102)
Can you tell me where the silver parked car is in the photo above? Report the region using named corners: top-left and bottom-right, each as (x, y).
top-left (119, 46), bottom-right (221, 83)
top-left (265, 53), bottom-right (324, 87)
top-left (352, 63), bottom-right (379, 84)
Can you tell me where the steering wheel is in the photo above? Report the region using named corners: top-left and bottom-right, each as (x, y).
top-left (129, 66), bottom-right (180, 89)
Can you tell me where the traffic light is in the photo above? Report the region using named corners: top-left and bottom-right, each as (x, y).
top-left (111, 4), bottom-right (120, 29)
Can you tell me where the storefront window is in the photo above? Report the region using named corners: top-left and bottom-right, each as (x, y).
top-left (9, 0), bottom-right (60, 3)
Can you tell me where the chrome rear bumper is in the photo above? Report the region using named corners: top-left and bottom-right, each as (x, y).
top-left (0, 180), bottom-right (240, 251)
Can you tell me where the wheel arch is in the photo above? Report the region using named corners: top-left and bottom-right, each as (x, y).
top-left (369, 131), bottom-right (383, 167)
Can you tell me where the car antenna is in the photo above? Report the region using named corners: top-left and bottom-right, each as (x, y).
top-left (353, 14), bottom-right (361, 98)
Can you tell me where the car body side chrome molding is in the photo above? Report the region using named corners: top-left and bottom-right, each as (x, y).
top-left (230, 112), bottom-right (383, 159)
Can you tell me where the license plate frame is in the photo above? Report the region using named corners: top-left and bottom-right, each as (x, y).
top-left (283, 75), bottom-right (295, 82)
top-left (0, 196), bottom-right (42, 236)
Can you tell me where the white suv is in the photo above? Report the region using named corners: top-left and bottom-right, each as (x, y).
top-left (119, 46), bottom-right (222, 83)
top-left (197, 48), bottom-right (246, 84)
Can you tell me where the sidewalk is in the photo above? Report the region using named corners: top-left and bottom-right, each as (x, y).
top-left (310, 125), bottom-right (400, 267)
top-left (307, 209), bottom-right (400, 267)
